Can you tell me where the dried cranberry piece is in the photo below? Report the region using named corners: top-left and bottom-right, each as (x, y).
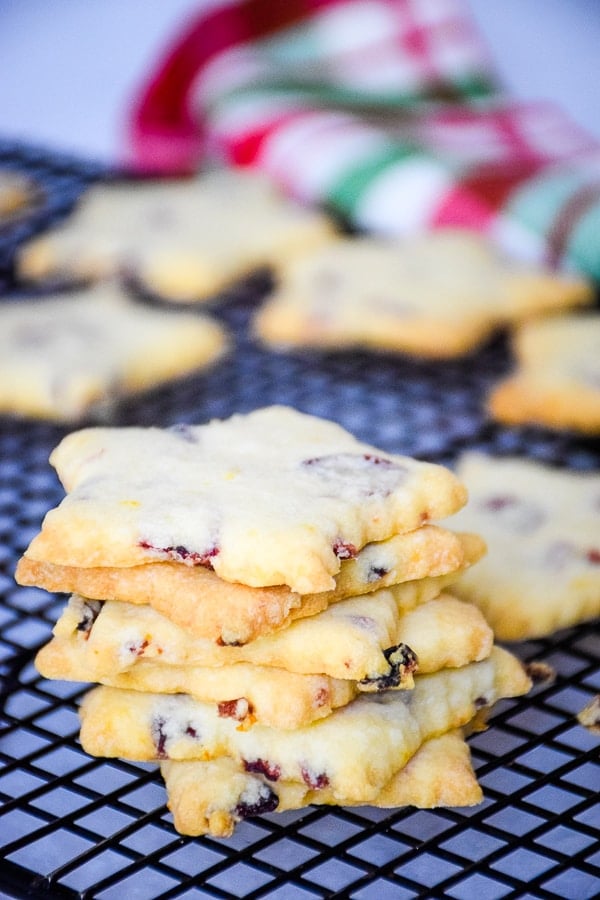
top-left (235, 783), bottom-right (279, 819)
top-left (302, 452), bottom-right (407, 497)
top-left (127, 638), bottom-right (149, 657)
top-left (333, 538), bottom-right (357, 559)
top-left (76, 600), bottom-right (102, 638)
top-left (151, 716), bottom-right (169, 760)
top-left (359, 643), bottom-right (418, 691)
top-left (216, 636), bottom-right (244, 647)
top-left (314, 687), bottom-right (330, 708)
top-left (483, 495), bottom-right (516, 511)
top-left (184, 724), bottom-right (199, 739)
top-left (300, 766), bottom-right (329, 789)
top-left (243, 759), bottom-right (281, 782)
top-left (138, 541), bottom-right (219, 568)
top-left (480, 495), bottom-right (544, 533)
top-left (218, 698), bottom-right (252, 722)
top-left (348, 614), bottom-right (377, 631)
top-left (587, 548), bottom-right (600, 565)
top-left (367, 564), bottom-right (390, 583)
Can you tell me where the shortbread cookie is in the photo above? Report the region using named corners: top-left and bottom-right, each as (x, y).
top-left (254, 231), bottom-right (592, 358)
top-left (39, 646), bottom-right (356, 730)
top-left (488, 312), bottom-right (600, 434)
top-left (16, 169), bottom-right (336, 301)
top-left (39, 590), bottom-right (492, 685)
top-left (450, 453), bottom-right (600, 640)
top-left (78, 647), bottom-right (530, 801)
top-left (0, 283), bottom-right (227, 422)
top-left (161, 730), bottom-right (482, 837)
top-left (17, 526), bottom-right (480, 645)
top-left (36, 593), bottom-right (492, 727)
top-left (21, 406), bottom-right (468, 593)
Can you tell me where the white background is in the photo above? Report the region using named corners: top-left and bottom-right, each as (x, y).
top-left (0, 0), bottom-right (598, 164)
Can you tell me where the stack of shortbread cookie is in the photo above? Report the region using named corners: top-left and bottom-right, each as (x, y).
top-left (17, 406), bottom-right (530, 837)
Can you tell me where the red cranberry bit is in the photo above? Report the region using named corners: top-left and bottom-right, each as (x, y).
top-left (302, 452), bottom-right (407, 497)
top-left (359, 643), bottom-right (418, 691)
top-left (243, 759), bottom-right (281, 782)
top-left (127, 638), bottom-right (149, 657)
top-left (218, 698), bottom-right (251, 722)
top-left (76, 600), bottom-right (102, 638)
top-left (483, 495), bottom-right (517, 512)
top-left (184, 724), bottom-right (199, 739)
top-left (300, 766), bottom-right (330, 790)
top-left (333, 538), bottom-right (358, 559)
top-left (216, 636), bottom-right (244, 647)
top-left (314, 687), bottom-right (330, 708)
top-left (235, 783), bottom-right (279, 819)
top-left (480, 495), bottom-right (544, 533)
top-left (348, 614), bottom-right (377, 632)
top-left (363, 454), bottom-right (396, 467)
top-left (586, 548), bottom-right (600, 565)
top-left (138, 541), bottom-right (219, 568)
top-left (367, 564), bottom-right (390, 583)
top-left (151, 716), bottom-right (169, 759)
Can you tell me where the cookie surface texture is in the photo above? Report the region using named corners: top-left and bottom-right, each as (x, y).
top-left (254, 230), bottom-right (592, 357)
top-left (0, 284), bottom-right (227, 421)
top-left (16, 169), bottom-right (336, 302)
top-left (23, 406), bottom-right (468, 593)
top-left (450, 453), bottom-right (600, 640)
top-left (488, 312), bottom-right (600, 434)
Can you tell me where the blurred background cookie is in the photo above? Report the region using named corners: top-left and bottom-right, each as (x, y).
top-left (488, 312), bottom-right (600, 434)
top-left (16, 169), bottom-right (337, 302)
top-left (254, 231), bottom-right (593, 358)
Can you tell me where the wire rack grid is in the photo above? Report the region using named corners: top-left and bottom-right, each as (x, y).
top-left (0, 141), bottom-right (598, 900)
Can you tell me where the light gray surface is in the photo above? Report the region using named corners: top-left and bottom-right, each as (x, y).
top-left (0, 0), bottom-right (598, 163)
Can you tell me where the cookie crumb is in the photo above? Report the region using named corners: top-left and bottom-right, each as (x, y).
top-left (576, 695), bottom-right (600, 734)
top-left (525, 661), bottom-right (556, 688)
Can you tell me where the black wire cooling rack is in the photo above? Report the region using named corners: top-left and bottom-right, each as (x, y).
top-left (0, 141), bottom-right (598, 900)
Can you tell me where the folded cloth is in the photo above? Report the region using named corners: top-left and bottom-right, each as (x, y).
top-left (128, 0), bottom-right (600, 280)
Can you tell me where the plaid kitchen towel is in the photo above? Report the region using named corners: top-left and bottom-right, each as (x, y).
top-left (129, 0), bottom-right (600, 280)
